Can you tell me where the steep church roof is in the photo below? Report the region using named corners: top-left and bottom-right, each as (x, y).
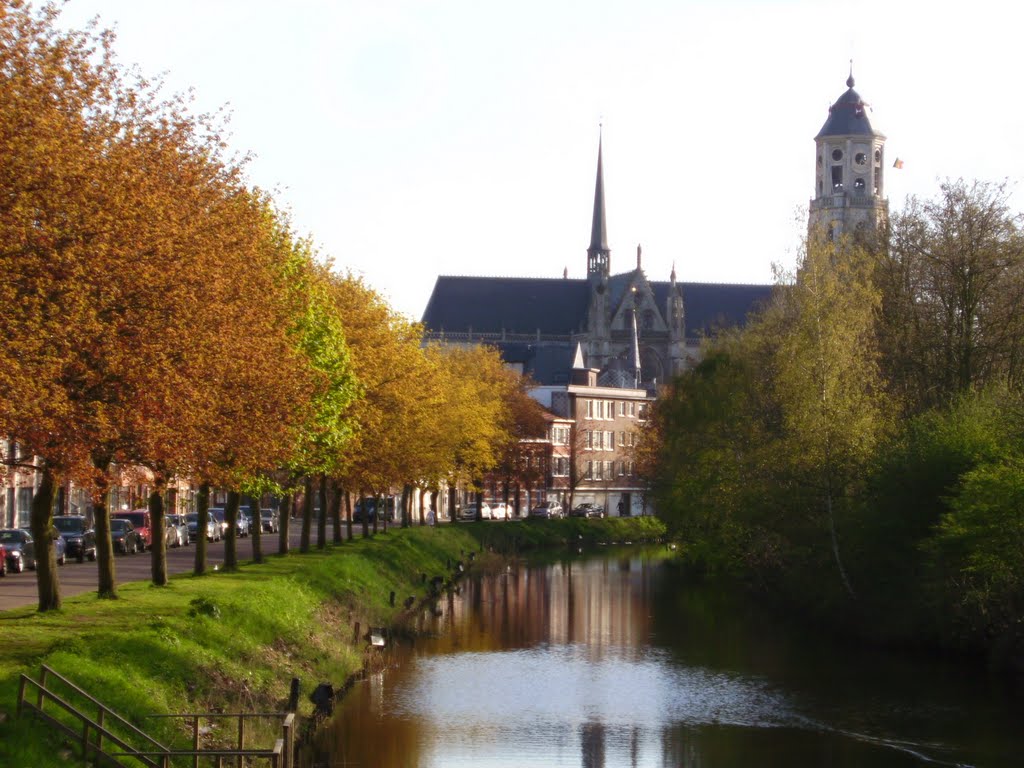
top-left (815, 71), bottom-right (883, 139)
top-left (421, 276), bottom-right (590, 336)
top-left (421, 274), bottom-right (772, 340)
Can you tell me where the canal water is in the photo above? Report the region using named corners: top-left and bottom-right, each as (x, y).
top-left (312, 549), bottom-right (1021, 767)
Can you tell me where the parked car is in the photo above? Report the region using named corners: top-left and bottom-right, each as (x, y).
top-left (459, 502), bottom-right (492, 521)
top-left (353, 497), bottom-right (397, 523)
top-left (53, 515), bottom-right (97, 562)
top-left (529, 501), bottom-right (564, 519)
top-left (207, 508), bottom-right (228, 539)
top-left (236, 511), bottom-right (251, 538)
top-left (260, 509), bottom-right (279, 533)
top-left (28, 528), bottom-right (67, 568)
top-left (112, 509), bottom-right (152, 550)
top-left (185, 513), bottom-right (219, 542)
top-left (490, 502), bottom-right (511, 520)
top-left (109, 519), bottom-right (144, 554)
top-left (0, 543), bottom-right (6, 576)
top-left (166, 514), bottom-right (190, 547)
top-left (571, 503), bottom-right (605, 518)
top-left (0, 529), bottom-right (30, 573)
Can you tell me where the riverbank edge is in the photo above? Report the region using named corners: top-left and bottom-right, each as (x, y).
top-left (0, 517), bottom-right (664, 767)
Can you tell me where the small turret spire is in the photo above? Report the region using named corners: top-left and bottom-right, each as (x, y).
top-left (670, 262), bottom-right (677, 283)
top-left (572, 342), bottom-right (587, 370)
top-left (630, 305), bottom-right (641, 388)
top-left (847, 59), bottom-right (854, 88)
top-left (636, 243), bottom-right (642, 270)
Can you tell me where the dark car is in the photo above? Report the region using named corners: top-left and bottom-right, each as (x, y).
top-left (0, 529), bottom-right (34, 572)
top-left (53, 515), bottom-right (97, 562)
top-left (25, 526), bottom-right (67, 568)
top-left (571, 503), bottom-right (605, 518)
top-left (112, 509), bottom-right (152, 550)
top-left (109, 519), bottom-right (144, 554)
top-left (0, 542), bottom-right (6, 576)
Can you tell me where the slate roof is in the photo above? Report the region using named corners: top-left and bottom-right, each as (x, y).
top-left (421, 276), bottom-right (590, 335)
top-left (816, 75), bottom-right (883, 139)
top-left (421, 275), bottom-right (773, 340)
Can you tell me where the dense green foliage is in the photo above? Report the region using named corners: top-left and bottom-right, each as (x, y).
top-left (645, 185), bottom-right (1024, 670)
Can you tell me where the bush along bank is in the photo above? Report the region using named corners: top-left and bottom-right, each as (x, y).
top-left (0, 517), bottom-right (664, 767)
top-left (0, 525), bottom-right (487, 768)
top-left (460, 515), bottom-right (667, 556)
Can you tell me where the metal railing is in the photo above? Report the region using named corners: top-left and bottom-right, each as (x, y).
top-left (17, 665), bottom-right (294, 768)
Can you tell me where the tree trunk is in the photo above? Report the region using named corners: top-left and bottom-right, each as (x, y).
top-left (344, 490), bottom-right (353, 541)
top-left (300, 476), bottom-right (313, 553)
top-left (277, 494), bottom-right (290, 555)
top-left (826, 480), bottom-right (856, 599)
top-left (378, 492), bottom-right (386, 534)
top-left (401, 485), bottom-right (411, 528)
top-left (418, 488), bottom-right (425, 526)
top-left (30, 465), bottom-right (61, 612)
top-left (251, 494), bottom-right (264, 564)
top-left (148, 482), bottom-right (168, 586)
top-left (91, 455), bottom-right (117, 598)
top-left (361, 489), bottom-right (370, 538)
top-left (194, 483), bottom-right (210, 576)
top-left (317, 474), bottom-right (327, 550)
top-left (224, 490), bottom-right (240, 570)
top-left (330, 480), bottom-right (343, 544)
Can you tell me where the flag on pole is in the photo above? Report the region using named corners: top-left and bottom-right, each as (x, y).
top-left (893, 158), bottom-right (904, 169)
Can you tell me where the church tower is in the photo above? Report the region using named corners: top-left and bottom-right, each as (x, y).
top-left (809, 67), bottom-right (888, 240)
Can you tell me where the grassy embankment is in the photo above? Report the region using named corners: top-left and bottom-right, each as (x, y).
top-left (0, 517), bottom-right (664, 767)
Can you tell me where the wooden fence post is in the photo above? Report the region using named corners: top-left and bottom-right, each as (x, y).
top-left (193, 715), bottom-right (200, 768)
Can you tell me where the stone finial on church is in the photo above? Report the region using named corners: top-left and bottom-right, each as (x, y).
top-left (563, 266), bottom-right (568, 279)
top-left (670, 261), bottom-right (677, 284)
top-left (636, 244), bottom-right (642, 270)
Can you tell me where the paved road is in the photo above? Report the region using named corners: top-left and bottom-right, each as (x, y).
top-left (0, 520), bottom-right (356, 612)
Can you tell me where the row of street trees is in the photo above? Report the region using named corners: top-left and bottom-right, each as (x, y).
top-left (642, 179), bottom-right (1024, 663)
top-left (0, 2), bottom-right (542, 611)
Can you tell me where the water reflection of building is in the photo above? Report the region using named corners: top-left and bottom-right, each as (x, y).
top-left (446, 557), bottom-right (651, 661)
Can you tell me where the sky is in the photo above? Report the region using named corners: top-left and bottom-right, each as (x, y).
top-left (57, 0), bottom-right (1024, 320)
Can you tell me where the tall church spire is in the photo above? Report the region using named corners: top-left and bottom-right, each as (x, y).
top-left (587, 130), bottom-right (610, 283)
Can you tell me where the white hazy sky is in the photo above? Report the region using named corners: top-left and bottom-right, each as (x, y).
top-left (58, 0), bottom-right (1023, 320)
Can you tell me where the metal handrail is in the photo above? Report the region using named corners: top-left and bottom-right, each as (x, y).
top-left (17, 666), bottom-right (295, 768)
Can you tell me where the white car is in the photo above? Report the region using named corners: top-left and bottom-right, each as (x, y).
top-left (490, 502), bottom-right (511, 520)
top-left (459, 502), bottom-right (492, 520)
